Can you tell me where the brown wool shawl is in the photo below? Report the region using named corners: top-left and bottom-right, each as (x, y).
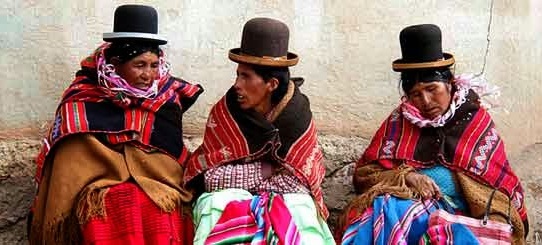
top-left (29, 134), bottom-right (193, 244)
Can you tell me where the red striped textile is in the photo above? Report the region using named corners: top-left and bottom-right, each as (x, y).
top-left (204, 193), bottom-right (301, 245)
top-left (185, 87), bottom-right (328, 218)
top-left (35, 44), bottom-right (202, 182)
top-left (81, 182), bottom-right (194, 245)
top-left (428, 210), bottom-right (512, 244)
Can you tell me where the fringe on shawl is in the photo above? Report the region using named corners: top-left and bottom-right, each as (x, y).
top-left (75, 183), bottom-right (189, 224)
top-left (76, 187), bottom-right (109, 224)
top-left (337, 164), bottom-right (416, 233)
top-left (31, 185), bottom-right (190, 244)
top-left (29, 208), bottom-right (81, 245)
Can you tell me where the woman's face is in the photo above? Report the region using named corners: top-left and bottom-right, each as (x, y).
top-left (407, 81), bottom-right (452, 119)
top-left (234, 63), bottom-right (277, 114)
top-left (114, 51), bottom-right (159, 90)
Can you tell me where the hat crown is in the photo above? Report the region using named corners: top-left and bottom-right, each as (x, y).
top-left (399, 24), bottom-right (443, 63)
top-left (240, 18), bottom-right (290, 58)
top-left (104, 5), bottom-right (166, 44)
top-left (112, 5), bottom-right (158, 34)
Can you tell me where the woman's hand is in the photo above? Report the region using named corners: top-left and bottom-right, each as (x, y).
top-left (405, 172), bottom-right (441, 199)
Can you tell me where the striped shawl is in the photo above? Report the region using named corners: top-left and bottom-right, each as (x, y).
top-left (35, 44), bottom-right (203, 182)
top-left (358, 90), bottom-right (527, 222)
top-left (184, 84), bottom-right (328, 218)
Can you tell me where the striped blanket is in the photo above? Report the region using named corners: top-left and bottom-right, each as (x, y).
top-left (205, 192), bottom-right (301, 245)
top-left (341, 195), bottom-right (478, 245)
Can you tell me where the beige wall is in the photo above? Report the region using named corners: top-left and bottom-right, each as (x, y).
top-left (0, 0), bottom-right (541, 154)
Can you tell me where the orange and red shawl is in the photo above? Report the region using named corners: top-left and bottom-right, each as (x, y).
top-left (35, 44), bottom-right (203, 182)
top-left (184, 86), bottom-right (328, 218)
top-left (358, 90), bottom-right (527, 221)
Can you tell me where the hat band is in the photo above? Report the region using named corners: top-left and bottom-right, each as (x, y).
top-left (240, 52), bottom-right (287, 61)
top-left (393, 53), bottom-right (455, 71)
top-left (229, 48), bottom-right (299, 67)
top-left (103, 32), bottom-right (167, 44)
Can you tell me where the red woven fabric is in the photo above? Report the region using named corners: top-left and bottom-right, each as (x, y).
top-left (81, 183), bottom-right (194, 245)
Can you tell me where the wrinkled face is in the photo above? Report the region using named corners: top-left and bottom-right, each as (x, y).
top-left (407, 81), bottom-right (452, 119)
top-left (114, 51), bottom-right (159, 90)
top-left (234, 63), bottom-right (277, 114)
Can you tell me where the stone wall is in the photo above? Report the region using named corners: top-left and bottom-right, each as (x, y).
top-left (1, 135), bottom-right (540, 244)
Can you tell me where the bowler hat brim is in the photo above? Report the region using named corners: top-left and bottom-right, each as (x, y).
top-left (392, 52), bottom-right (454, 71)
top-left (103, 32), bottom-right (167, 45)
top-left (228, 48), bottom-right (299, 67)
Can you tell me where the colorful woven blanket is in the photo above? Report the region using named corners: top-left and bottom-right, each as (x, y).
top-left (205, 192), bottom-right (301, 245)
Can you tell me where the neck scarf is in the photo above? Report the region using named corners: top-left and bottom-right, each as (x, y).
top-left (400, 74), bottom-right (500, 128)
top-left (97, 42), bottom-right (170, 100)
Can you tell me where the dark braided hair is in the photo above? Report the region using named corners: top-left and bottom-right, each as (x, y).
top-left (252, 65), bottom-right (290, 105)
top-left (400, 68), bottom-right (454, 94)
top-left (104, 41), bottom-right (160, 64)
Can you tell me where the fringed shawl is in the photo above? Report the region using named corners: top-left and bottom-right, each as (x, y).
top-left (35, 44), bottom-right (203, 182)
top-left (29, 45), bottom-right (202, 244)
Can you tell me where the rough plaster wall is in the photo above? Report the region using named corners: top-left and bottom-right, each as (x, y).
top-left (485, 0), bottom-right (542, 154)
top-left (0, 0), bottom-right (541, 153)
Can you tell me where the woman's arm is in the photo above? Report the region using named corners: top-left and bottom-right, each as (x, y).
top-left (353, 161), bottom-right (414, 194)
top-left (354, 161), bottom-right (443, 201)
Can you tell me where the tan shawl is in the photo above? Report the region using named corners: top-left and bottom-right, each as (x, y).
top-left (29, 134), bottom-right (193, 244)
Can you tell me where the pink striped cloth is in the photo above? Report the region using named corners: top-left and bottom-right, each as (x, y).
top-left (428, 209), bottom-right (512, 244)
top-left (205, 192), bottom-right (301, 245)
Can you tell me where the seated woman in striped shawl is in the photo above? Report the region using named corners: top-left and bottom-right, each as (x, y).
top-left (184, 18), bottom-right (334, 245)
top-left (28, 5), bottom-right (203, 244)
top-left (336, 24), bottom-right (528, 245)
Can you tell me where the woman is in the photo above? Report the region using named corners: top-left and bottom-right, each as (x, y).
top-left (184, 18), bottom-right (334, 244)
top-left (337, 24), bottom-right (528, 244)
top-left (28, 5), bottom-right (203, 244)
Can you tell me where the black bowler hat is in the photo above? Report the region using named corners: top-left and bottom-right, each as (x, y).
top-left (229, 17), bottom-right (299, 67)
top-left (103, 5), bottom-right (167, 45)
top-left (392, 24), bottom-right (454, 71)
